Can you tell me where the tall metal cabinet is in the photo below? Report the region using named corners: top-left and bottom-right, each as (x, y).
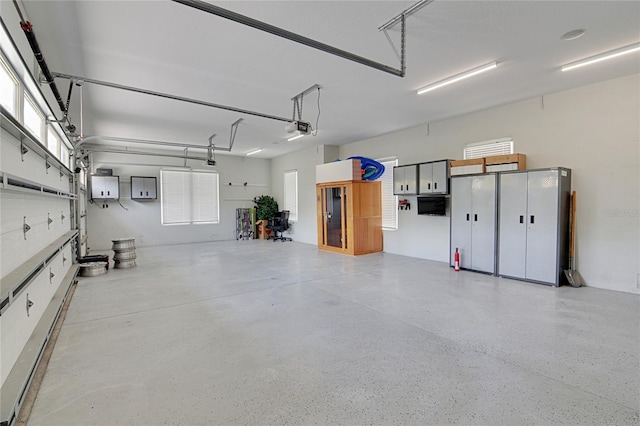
top-left (450, 174), bottom-right (497, 273)
top-left (498, 168), bottom-right (571, 286)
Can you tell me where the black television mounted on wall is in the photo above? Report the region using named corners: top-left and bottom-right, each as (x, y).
top-left (417, 196), bottom-right (447, 216)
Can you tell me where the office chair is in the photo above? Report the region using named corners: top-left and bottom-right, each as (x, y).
top-left (267, 210), bottom-right (292, 242)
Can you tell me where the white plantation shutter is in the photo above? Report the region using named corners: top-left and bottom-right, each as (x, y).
top-left (377, 158), bottom-right (398, 230)
top-left (284, 170), bottom-right (298, 221)
top-left (464, 138), bottom-right (514, 159)
top-left (161, 169), bottom-right (219, 225)
top-left (23, 94), bottom-right (43, 141)
top-left (0, 58), bottom-right (17, 115)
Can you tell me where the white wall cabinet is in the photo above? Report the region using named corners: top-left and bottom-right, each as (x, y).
top-left (418, 160), bottom-right (449, 195)
top-left (498, 168), bottom-right (571, 286)
top-left (131, 176), bottom-right (157, 200)
top-left (393, 165), bottom-right (417, 195)
top-left (450, 174), bottom-right (497, 273)
top-left (91, 176), bottom-right (119, 200)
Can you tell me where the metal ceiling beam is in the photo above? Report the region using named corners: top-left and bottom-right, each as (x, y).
top-left (51, 72), bottom-right (292, 123)
top-left (378, 0), bottom-right (434, 31)
top-left (171, 0), bottom-right (405, 77)
top-left (76, 135), bottom-right (212, 150)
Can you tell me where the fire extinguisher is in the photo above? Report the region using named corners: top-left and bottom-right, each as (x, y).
top-left (454, 248), bottom-right (460, 272)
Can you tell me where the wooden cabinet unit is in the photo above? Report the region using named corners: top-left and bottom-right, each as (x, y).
top-left (316, 180), bottom-right (383, 255)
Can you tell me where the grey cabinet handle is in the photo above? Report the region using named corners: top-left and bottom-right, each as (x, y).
top-left (466, 214), bottom-right (470, 221)
top-left (519, 215), bottom-right (524, 224)
top-left (474, 214), bottom-right (478, 222)
top-left (530, 215), bottom-right (535, 224)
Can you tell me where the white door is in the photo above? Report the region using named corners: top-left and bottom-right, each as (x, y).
top-left (403, 165), bottom-right (417, 195)
top-left (144, 177), bottom-right (157, 199)
top-left (470, 174), bottom-right (496, 273)
top-left (131, 177), bottom-right (145, 198)
top-left (450, 177), bottom-right (472, 268)
top-left (418, 162), bottom-right (433, 194)
top-left (498, 172), bottom-right (528, 279)
top-left (104, 176), bottom-right (119, 199)
top-left (525, 170), bottom-right (559, 284)
top-left (432, 161), bottom-right (448, 194)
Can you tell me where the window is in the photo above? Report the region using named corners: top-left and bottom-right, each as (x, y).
top-left (47, 127), bottom-right (60, 157)
top-left (23, 94), bottom-right (44, 141)
top-left (0, 57), bottom-right (18, 115)
top-left (60, 143), bottom-right (70, 168)
top-left (284, 170), bottom-right (298, 221)
top-left (377, 158), bottom-right (398, 230)
top-left (463, 138), bottom-right (513, 159)
top-left (160, 169), bottom-right (219, 225)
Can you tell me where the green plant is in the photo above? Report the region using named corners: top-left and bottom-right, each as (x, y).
top-left (254, 195), bottom-right (278, 220)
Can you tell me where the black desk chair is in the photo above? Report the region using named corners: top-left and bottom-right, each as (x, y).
top-left (267, 210), bottom-right (292, 242)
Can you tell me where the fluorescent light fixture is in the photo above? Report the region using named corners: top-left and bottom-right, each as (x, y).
top-left (246, 148), bottom-right (263, 156)
top-left (417, 61), bottom-right (498, 95)
top-left (287, 133), bottom-right (305, 142)
top-left (561, 42), bottom-right (640, 72)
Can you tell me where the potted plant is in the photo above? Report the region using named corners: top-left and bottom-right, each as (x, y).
top-left (253, 195), bottom-right (278, 239)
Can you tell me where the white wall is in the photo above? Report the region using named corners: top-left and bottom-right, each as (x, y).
top-left (86, 153), bottom-right (271, 250)
top-left (291, 74), bottom-right (638, 294)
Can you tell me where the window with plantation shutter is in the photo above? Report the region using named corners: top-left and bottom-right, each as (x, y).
top-left (377, 158), bottom-right (398, 230)
top-left (0, 57), bottom-right (17, 115)
top-left (464, 138), bottom-right (514, 159)
top-left (161, 169), bottom-right (219, 225)
top-left (284, 170), bottom-right (298, 221)
top-left (23, 94), bottom-right (44, 141)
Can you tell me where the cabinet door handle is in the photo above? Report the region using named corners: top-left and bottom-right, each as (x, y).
top-left (407, 184), bottom-right (409, 192)
top-left (140, 191), bottom-right (143, 196)
top-left (530, 215), bottom-right (535, 224)
top-left (466, 214), bottom-right (470, 221)
top-left (519, 215), bottom-right (524, 224)
top-left (101, 191), bottom-right (104, 196)
top-left (107, 191), bottom-right (110, 196)
top-left (146, 191), bottom-right (149, 196)
top-left (474, 214), bottom-right (478, 222)
top-left (427, 183), bottom-right (431, 190)
top-left (401, 184), bottom-right (404, 191)
top-left (434, 182), bottom-right (437, 190)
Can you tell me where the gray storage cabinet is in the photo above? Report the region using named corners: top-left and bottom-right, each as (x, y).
top-left (450, 173), bottom-right (497, 273)
top-left (498, 168), bottom-right (571, 286)
top-left (91, 175), bottom-right (119, 200)
top-left (393, 165), bottom-right (417, 195)
top-left (131, 176), bottom-right (157, 200)
top-left (418, 160), bottom-right (449, 195)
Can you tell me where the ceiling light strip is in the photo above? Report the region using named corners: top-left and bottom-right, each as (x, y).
top-left (246, 148), bottom-right (263, 156)
top-left (417, 62), bottom-right (498, 95)
top-left (287, 134), bottom-right (305, 142)
top-left (561, 42), bottom-right (640, 72)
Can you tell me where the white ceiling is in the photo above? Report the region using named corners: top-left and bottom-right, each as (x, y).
top-left (17, 0), bottom-right (640, 159)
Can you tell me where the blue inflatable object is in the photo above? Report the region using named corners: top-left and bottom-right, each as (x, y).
top-left (347, 156), bottom-right (386, 181)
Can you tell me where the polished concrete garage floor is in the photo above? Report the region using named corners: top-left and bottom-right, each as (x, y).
top-left (27, 240), bottom-right (639, 425)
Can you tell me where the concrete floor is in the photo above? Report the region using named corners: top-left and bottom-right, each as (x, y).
top-left (27, 240), bottom-right (639, 425)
